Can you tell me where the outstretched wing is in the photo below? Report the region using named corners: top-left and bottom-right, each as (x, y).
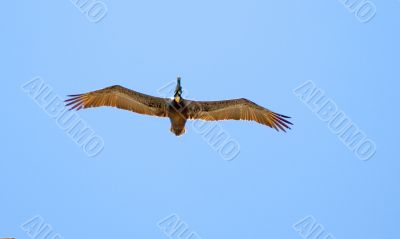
top-left (185, 98), bottom-right (292, 132)
top-left (65, 85), bottom-right (168, 117)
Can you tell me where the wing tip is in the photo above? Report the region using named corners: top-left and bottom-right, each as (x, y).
top-left (65, 94), bottom-right (84, 111)
top-left (270, 112), bottom-right (293, 132)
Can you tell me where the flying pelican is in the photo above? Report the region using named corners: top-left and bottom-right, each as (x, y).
top-left (65, 77), bottom-right (292, 136)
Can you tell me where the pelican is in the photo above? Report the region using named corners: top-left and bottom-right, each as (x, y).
top-left (65, 77), bottom-right (292, 136)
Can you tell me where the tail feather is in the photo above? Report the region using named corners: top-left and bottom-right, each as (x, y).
top-left (170, 127), bottom-right (186, 136)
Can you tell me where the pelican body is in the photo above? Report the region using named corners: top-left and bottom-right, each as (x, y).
top-left (65, 77), bottom-right (292, 136)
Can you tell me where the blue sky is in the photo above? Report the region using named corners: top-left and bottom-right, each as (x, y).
top-left (1, 0), bottom-right (399, 238)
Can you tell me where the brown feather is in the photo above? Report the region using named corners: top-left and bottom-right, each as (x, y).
top-left (65, 85), bottom-right (168, 117)
top-left (185, 98), bottom-right (292, 132)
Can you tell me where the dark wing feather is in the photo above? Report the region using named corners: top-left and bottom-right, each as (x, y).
top-left (185, 98), bottom-right (292, 132)
top-left (65, 85), bottom-right (168, 117)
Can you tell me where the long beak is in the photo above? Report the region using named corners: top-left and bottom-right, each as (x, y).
top-left (176, 77), bottom-right (181, 90)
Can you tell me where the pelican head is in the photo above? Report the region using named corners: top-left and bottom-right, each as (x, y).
top-left (174, 77), bottom-right (182, 103)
